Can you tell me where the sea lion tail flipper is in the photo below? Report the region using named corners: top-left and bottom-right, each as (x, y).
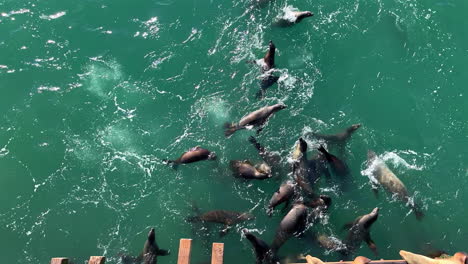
top-left (157, 249), bottom-right (170, 256)
top-left (224, 122), bottom-right (238, 137)
top-left (365, 235), bottom-right (378, 257)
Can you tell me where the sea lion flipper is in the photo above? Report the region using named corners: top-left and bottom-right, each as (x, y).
top-left (364, 233), bottom-right (378, 256)
top-left (157, 249), bottom-right (170, 256)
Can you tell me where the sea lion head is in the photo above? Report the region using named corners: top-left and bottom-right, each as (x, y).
top-left (256, 162), bottom-right (272, 176)
top-left (268, 40), bottom-right (275, 50)
top-left (348, 123), bottom-right (361, 132)
top-left (298, 137), bottom-right (308, 153)
top-left (299, 11), bottom-right (314, 18)
top-left (274, 103), bottom-right (287, 111)
top-left (359, 207), bottom-right (379, 229)
top-left (148, 228), bottom-right (155, 243)
top-left (319, 195), bottom-right (332, 208)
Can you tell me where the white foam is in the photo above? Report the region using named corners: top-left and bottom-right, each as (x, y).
top-left (279, 5), bottom-right (300, 23)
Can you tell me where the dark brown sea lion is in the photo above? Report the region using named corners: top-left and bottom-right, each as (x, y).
top-left (312, 124), bottom-right (361, 143)
top-left (230, 160), bottom-right (272, 180)
top-left (292, 138), bottom-right (315, 195)
top-left (267, 180), bottom-right (296, 216)
top-left (243, 229), bottom-right (276, 264)
top-left (367, 150), bottom-right (424, 220)
top-left (122, 228), bottom-right (169, 264)
top-left (224, 103), bottom-right (286, 137)
top-left (187, 210), bottom-right (254, 236)
top-left (342, 207), bottom-right (380, 257)
top-left (164, 147), bottom-right (216, 168)
top-left (262, 40), bottom-right (276, 72)
top-left (271, 203), bottom-right (308, 253)
top-left (317, 145), bottom-right (350, 177)
top-left (273, 11), bottom-right (313, 27)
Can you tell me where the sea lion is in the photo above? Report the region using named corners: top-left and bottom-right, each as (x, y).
top-left (271, 203), bottom-right (308, 253)
top-left (267, 180), bottom-right (296, 216)
top-left (342, 207), bottom-right (380, 257)
top-left (122, 228), bottom-right (169, 264)
top-left (261, 40), bottom-right (276, 72)
top-left (164, 147), bottom-right (216, 168)
top-left (400, 251), bottom-right (467, 264)
top-left (224, 103), bottom-right (286, 137)
top-left (292, 138), bottom-right (316, 196)
top-left (312, 124), bottom-right (361, 143)
top-left (274, 11), bottom-right (313, 27)
top-left (243, 229), bottom-right (276, 264)
top-left (367, 150), bottom-right (424, 220)
top-left (317, 145), bottom-right (350, 177)
top-left (230, 160), bottom-right (272, 180)
top-left (187, 210), bottom-right (254, 236)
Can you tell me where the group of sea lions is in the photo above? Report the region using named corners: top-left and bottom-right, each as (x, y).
top-left (121, 3), bottom-right (435, 264)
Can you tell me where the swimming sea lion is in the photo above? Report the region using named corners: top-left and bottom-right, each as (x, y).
top-left (230, 160), bottom-right (272, 180)
top-left (342, 207), bottom-right (380, 257)
top-left (122, 228), bottom-right (169, 264)
top-left (267, 180), bottom-right (296, 216)
top-left (317, 145), bottom-right (350, 177)
top-left (271, 203), bottom-right (308, 253)
top-left (261, 40), bottom-right (276, 72)
top-left (164, 147), bottom-right (216, 168)
top-left (224, 103), bottom-right (286, 137)
top-left (367, 150), bottom-right (424, 220)
top-left (187, 210), bottom-right (254, 236)
top-left (312, 124), bottom-right (361, 143)
top-left (243, 229), bottom-right (276, 264)
top-left (274, 11), bottom-right (314, 27)
top-left (292, 138), bottom-right (315, 196)
top-left (142, 228), bottom-right (169, 264)
top-left (400, 251), bottom-right (467, 264)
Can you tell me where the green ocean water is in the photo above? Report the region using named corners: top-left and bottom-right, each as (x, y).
top-left (1, 0), bottom-right (467, 263)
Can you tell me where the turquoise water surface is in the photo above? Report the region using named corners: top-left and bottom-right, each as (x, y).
top-left (1, 0), bottom-right (467, 263)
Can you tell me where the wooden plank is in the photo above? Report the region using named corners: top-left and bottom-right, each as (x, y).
top-left (88, 256), bottom-right (106, 264)
top-left (50, 258), bottom-right (68, 264)
top-left (211, 243), bottom-right (224, 264)
top-left (177, 239), bottom-right (193, 264)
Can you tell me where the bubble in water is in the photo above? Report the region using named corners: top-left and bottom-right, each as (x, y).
top-left (82, 58), bottom-right (123, 98)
